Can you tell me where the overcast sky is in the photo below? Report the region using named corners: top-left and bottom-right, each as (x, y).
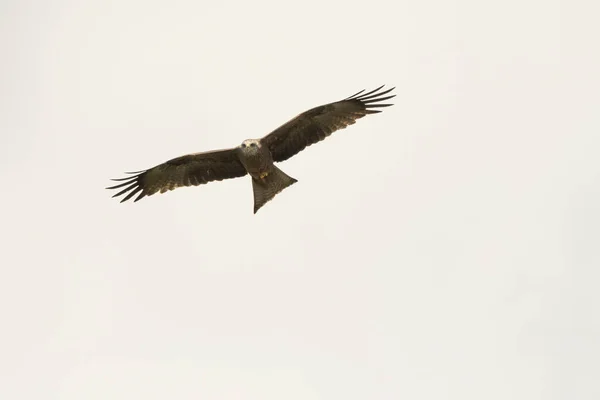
top-left (1, 1), bottom-right (598, 399)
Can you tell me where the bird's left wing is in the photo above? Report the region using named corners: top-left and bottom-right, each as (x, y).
top-left (260, 85), bottom-right (395, 162)
top-left (107, 148), bottom-right (247, 203)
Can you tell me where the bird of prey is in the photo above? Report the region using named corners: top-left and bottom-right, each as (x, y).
top-left (107, 85), bottom-right (395, 213)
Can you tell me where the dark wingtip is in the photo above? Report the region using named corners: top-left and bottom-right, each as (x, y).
top-left (106, 169), bottom-right (146, 203)
top-left (357, 87), bottom-right (395, 101)
top-left (133, 191), bottom-right (146, 202)
top-left (344, 88), bottom-right (365, 100)
top-left (363, 94), bottom-right (396, 104)
top-left (353, 85), bottom-right (385, 100)
top-left (368, 103), bottom-right (394, 108)
top-left (350, 85), bottom-right (396, 110)
top-left (345, 85), bottom-right (396, 103)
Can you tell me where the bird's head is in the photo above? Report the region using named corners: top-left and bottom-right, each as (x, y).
top-left (240, 139), bottom-right (261, 151)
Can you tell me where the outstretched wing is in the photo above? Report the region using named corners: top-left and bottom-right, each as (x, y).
top-left (260, 85), bottom-right (395, 162)
top-left (107, 148), bottom-right (247, 203)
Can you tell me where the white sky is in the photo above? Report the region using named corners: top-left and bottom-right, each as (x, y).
top-left (1, 1), bottom-right (598, 399)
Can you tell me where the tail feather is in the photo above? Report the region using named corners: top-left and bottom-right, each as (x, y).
top-left (252, 166), bottom-right (297, 213)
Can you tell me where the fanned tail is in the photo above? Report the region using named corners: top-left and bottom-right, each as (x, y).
top-left (252, 166), bottom-right (297, 214)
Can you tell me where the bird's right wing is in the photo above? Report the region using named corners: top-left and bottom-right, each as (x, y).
top-left (107, 148), bottom-right (247, 203)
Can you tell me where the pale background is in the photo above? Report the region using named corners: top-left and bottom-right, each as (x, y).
top-left (1, 1), bottom-right (598, 399)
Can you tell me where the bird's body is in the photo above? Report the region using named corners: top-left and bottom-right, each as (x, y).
top-left (237, 139), bottom-right (272, 179)
top-left (236, 139), bottom-right (297, 212)
top-left (107, 85), bottom-right (395, 213)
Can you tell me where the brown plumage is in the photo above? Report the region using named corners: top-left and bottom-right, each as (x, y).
top-left (107, 85), bottom-right (395, 213)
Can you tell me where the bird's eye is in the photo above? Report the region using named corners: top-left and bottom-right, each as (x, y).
top-left (250, 142), bottom-right (256, 147)
top-left (241, 143), bottom-right (246, 148)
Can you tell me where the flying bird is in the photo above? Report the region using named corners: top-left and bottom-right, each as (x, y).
top-left (107, 85), bottom-right (395, 213)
